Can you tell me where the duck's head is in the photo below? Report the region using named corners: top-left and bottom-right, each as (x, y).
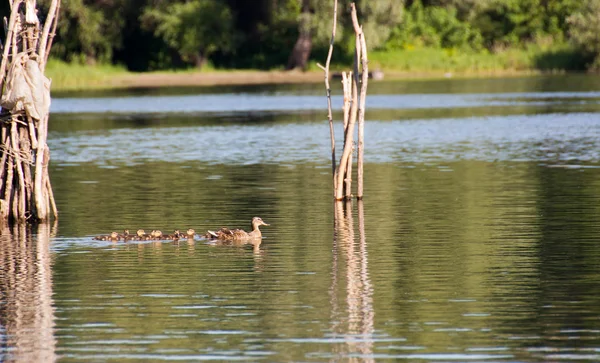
top-left (110, 231), bottom-right (119, 239)
top-left (186, 228), bottom-right (195, 237)
top-left (123, 229), bottom-right (130, 235)
top-left (252, 217), bottom-right (269, 229)
top-left (137, 229), bottom-right (145, 237)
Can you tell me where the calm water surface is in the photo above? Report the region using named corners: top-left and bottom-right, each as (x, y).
top-left (2, 75), bottom-right (600, 362)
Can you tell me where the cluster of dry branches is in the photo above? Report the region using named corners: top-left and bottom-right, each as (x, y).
top-left (0, 0), bottom-right (60, 222)
top-left (319, 1), bottom-right (368, 201)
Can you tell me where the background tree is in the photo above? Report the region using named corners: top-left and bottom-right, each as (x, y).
top-left (141, 0), bottom-right (237, 69)
top-left (568, 0), bottom-right (600, 70)
top-left (25, 0), bottom-right (598, 72)
top-left (286, 0), bottom-right (312, 70)
top-left (352, 0), bottom-right (404, 51)
top-left (286, 0), bottom-right (404, 70)
top-left (44, 0), bottom-right (127, 64)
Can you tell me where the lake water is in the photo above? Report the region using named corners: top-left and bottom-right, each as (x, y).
top-left (2, 75), bottom-right (600, 362)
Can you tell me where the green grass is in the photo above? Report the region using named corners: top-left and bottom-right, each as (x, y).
top-left (45, 59), bottom-right (130, 91)
top-left (367, 44), bottom-right (582, 75)
top-left (44, 43), bottom-right (584, 91)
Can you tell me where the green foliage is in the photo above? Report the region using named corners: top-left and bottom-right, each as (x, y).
top-left (353, 0), bottom-right (405, 50)
top-left (544, 0), bottom-right (581, 40)
top-left (567, 0), bottom-right (600, 70)
top-left (36, 0), bottom-right (599, 72)
top-left (385, 1), bottom-right (482, 50)
top-left (45, 0), bottom-right (125, 64)
top-left (228, 0), bottom-right (300, 69)
top-left (473, 0), bottom-right (545, 48)
top-left (141, 0), bottom-right (237, 67)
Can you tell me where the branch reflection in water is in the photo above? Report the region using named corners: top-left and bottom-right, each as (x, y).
top-left (0, 222), bottom-right (57, 362)
top-left (331, 200), bottom-right (374, 361)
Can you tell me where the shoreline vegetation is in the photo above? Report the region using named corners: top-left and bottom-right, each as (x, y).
top-left (47, 46), bottom-right (583, 92)
top-left (33, 0), bottom-right (599, 92)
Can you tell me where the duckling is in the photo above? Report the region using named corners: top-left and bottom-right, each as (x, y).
top-left (152, 230), bottom-right (163, 240)
top-left (136, 229), bottom-right (147, 241)
top-left (119, 229), bottom-right (131, 240)
top-left (205, 217), bottom-right (269, 241)
top-left (166, 230), bottom-right (181, 240)
top-left (186, 228), bottom-right (195, 239)
top-left (107, 231), bottom-right (120, 241)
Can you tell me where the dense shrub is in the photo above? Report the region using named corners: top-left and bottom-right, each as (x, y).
top-left (567, 0), bottom-right (600, 70)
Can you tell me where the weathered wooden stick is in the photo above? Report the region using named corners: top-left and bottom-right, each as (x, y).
top-left (38, 0), bottom-right (58, 69)
top-left (10, 175), bottom-right (17, 219)
top-left (335, 100), bottom-right (356, 200)
top-left (42, 144), bottom-right (50, 218)
top-left (11, 122), bottom-right (26, 220)
top-left (20, 127), bottom-right (32, 211)
top-left (4, 151), bottom-right (14, 219)
top-left (341, 72), bottom-right (350, 129)
top-left (316, 0), bottom-right (338, 196)
top-left (0, 132), bottom-right (9, 193)
top-left (46, 177), bottom-right (57, 219)
top-left (351, 3), bottom-right (368, 199)
top-left (340, 72), bottom-right (351, 198)
top-left (10, 13), bottom-right (18, 56)
top-left (27, 116), bottom-right (38, 149)
top-left (42, 0), bottom-right (60, 68)
top-left (33, 119), bottom-right (48, 220)
top-left (343, 72), bottom-right (358, 199)
top-left (0, 0), bottom-right (22, 90)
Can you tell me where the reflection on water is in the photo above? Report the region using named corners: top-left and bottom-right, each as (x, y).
top-left (329, 200), bottom-right (374, 361)
top-left (2, 76), bottom-right (600, 361)
top-left (6, 161), bottom-right (600, 362)
top-left (0, 224), bottom-right (57, 362)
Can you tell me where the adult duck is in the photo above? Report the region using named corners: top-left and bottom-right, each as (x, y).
top-left (205, 217), bottom-right (269, 241)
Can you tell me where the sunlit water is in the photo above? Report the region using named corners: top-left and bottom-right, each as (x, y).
top-left (2, 75), bottom-right (600, 362)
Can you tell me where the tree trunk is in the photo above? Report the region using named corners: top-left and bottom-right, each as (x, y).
top-left (286, 0), bottom-right (312, 70)
top-left (193, 52), bottom-right (207, 69)
top-left (286, 33), bottom-right (312, 71)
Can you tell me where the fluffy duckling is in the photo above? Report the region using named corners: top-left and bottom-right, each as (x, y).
top-left (152, 230), bottom-right (163, 240)
top-left (186, 228), bottom-right (195, 239)
top-left (119, 229), bottom-right (131, 240)
top-left (93, 231), bottom-right (120, 241)
top-left (136, 229), bottom-right (147, 240)
top-left (166, 230), bottom-right (181, 240)
top-left (107, 231), bottom-right (120, 241)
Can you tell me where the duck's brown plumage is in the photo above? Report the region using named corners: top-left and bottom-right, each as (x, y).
top-left (204, 217), bottom-right (269, 241)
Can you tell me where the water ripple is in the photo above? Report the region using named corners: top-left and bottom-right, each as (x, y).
top-left (48, 113), bottom-right (600, 165)
top-left (51, 92), bottom-right (600, 114)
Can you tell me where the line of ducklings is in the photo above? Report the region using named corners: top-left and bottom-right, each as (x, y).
top-left (94, 228), bottom-right (196, 242)
top-left (93, 217), bottom-right (270, 242)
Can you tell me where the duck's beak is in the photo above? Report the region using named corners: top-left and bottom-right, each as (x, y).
top-left (262, 221), bottom-right (270, 226)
